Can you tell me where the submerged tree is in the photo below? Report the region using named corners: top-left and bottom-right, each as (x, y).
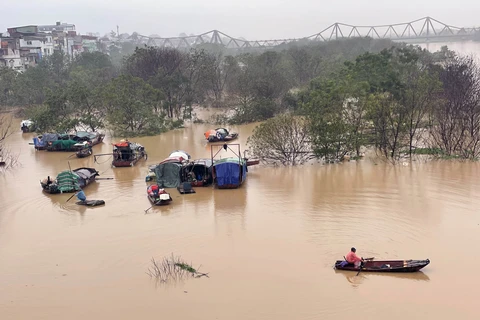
top-left (430, 54), bottom-right (480, 159)
top-left (103, 75), bottom-right (166, 136)
top-left (247, 113), bottom-right (313, 165)
top-left (0, 115), bottom-right (19, 171)
top-left (0, 67), bottom-right (18, 107)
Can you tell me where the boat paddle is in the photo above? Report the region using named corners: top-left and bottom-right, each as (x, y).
top-left (144, 199), bottom-right (162, 213)
top-left (356, 262), bottom-right (364, 276)
top-left (356, 257), bottom-right (374, 276)
top-left (66, 192), bottom-right (76, 203)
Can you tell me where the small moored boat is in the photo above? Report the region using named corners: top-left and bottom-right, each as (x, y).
top-left (334, 259), bottom-right (430, 273)
top-left (76, 200), bottom-right (105, 207)
top-left (204, 128), bottom-right (238, 142)
top-left (111, 141), bottom-right (147, 167)
top-left (146, 185), bottom-right (172, 205)
top-left (75, 142), bottom-right (93, 158)
top-left (21, 120), bottom-right (35, 133)
top-left (41, 167), bottom-right (100, 194)
top-left (211, 144), bottom-right (248, 189)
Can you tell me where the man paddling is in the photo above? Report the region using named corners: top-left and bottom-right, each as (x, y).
top-left (346, 247), bottom-right (364, 268)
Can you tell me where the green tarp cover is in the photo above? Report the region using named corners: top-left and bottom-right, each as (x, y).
top-left (213, 157), bottom-right (245, 166)
top-left (75, 131), bottom-right (97, 140)
top-left (154, 162), bottom-right (183, 188)
top-left (52, 139), bottom-right (78, 149)
top-left (56, 171), bottom-right (80, 192)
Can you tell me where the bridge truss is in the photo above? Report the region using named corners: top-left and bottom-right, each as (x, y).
top-left (131, 17), bottom-right (479, 50)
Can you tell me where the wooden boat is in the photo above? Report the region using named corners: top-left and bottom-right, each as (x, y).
top-left (211, 144), bottom-right (247, 189)
top-left (112, 141), bottom-right (147, 167)
top-left (204, 128), bottom-right (238, 142)
top-left (40, 167), bottom-right (100, 194)
top-left (246, 158), bottom-right (260, 166)
top-left (146, 185), bottom-right (172, 205)
top-left (74, 131), bottom-right (105, 145)
top-left (243, 150), bottom-right (260, 167)
top-left (334, 259), bottom-right (430, 273)
top-left (76, 200), bottom-right (105, 207)
top-left (94, 140), bottom-right (147, 168)
top-left (75, 142), bottom-right (93, 158)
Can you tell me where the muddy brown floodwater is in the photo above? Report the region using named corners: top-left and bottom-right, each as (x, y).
top-left (1, 114), bottom-right (480, 320)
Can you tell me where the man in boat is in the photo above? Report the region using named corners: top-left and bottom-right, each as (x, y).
top-left (150, 184), bottom-right (160, 198)
top-left (345, 247), bottom-right (364, 268)
top-left (76, 190), bottom-right (87, 204)
top-left (187, 171), bottom-right (197, 182)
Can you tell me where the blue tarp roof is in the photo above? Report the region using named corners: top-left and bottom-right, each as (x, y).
top-left (214, 158), bottom-right (247, 187)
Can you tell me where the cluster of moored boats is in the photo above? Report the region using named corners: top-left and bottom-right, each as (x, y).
top-left (27, 123), bottom-right (431, 273)
top-left (31, 125), bottom-right (258, 208)
top-left (142, 147), bottom-right (259, 206)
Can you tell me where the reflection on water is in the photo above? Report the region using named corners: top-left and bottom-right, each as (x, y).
top-left (2, 106), bottom-right (480, 319)
top-left (334, 269), bottom-right (430, 288)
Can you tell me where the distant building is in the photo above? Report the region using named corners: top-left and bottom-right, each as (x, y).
top-left (79, 35), bottom-right (99, 52)
top-left (0, 36), bottom-right (23, 70)
top-left (1, 25), bottom-right (54, 72)
top-left (38, 22), bottom-right (76, 33)
top-left (1, 22), bottom-right (100, 71)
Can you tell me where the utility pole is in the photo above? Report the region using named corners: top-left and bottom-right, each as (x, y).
top-left (117, 25), bottom-right (119, 37)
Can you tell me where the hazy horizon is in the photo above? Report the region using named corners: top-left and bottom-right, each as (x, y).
top-left (2, 0), bottom-right (480, 40)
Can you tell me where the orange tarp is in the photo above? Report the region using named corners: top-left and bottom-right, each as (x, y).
top-left (113, 142), bottom-right (129, 147)
top-left (204, 129), bottom-right (216, 139)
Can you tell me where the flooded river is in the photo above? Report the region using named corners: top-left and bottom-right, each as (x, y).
top-left (2, 42), bottom-right (480, 319)
top-left (1, 116), bottom-right (480, 320)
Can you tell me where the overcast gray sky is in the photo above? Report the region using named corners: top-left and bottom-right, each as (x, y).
top-left (2, 0), bottom-right (479, 40)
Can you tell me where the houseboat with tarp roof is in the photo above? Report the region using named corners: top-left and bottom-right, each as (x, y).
top-left (32, 131), bottom-right (104, 151)
top-left (40, 167), bottom-right (99, 194)
top-left (211, 144), bottom-right (248, 189)
top-left (94, 140), bottom-right (147, 168)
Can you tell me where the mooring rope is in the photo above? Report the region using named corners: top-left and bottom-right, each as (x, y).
top-left (94, 155), bottom-right (112, 165)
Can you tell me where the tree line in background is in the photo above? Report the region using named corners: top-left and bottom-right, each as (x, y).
top-left (0, 37), bottom-right (398, 136)
top-left (247, 45), bottom-right (480, 164)
top-left (1, 37), bottom-right (479, 165)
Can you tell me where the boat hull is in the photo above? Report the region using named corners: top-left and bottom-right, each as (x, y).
top-left (76, 148), bottom-right (92, 158)
top-left (216, 183), bottom-right (243, 189)
top-left (147, 195), bottom-right (172, 205)
top-left (112, 160), bottom-right (139, 167)
top-left (76, 200), bottom-right (105, 207)
top-left (334, 259), bottom-right (430, 273)
top-left (207, 133), bottom-right (238, 143)
top-left (246, 159), bottom-right (260, 166)
top-left (112, 150), bottom-right (147, 167)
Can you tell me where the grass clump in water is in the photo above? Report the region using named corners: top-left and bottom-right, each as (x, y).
top-left (146, 253), bottom-right (209, 283)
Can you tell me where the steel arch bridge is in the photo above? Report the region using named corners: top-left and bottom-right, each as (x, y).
top-left (130, 17), bottom-right (479, 50)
